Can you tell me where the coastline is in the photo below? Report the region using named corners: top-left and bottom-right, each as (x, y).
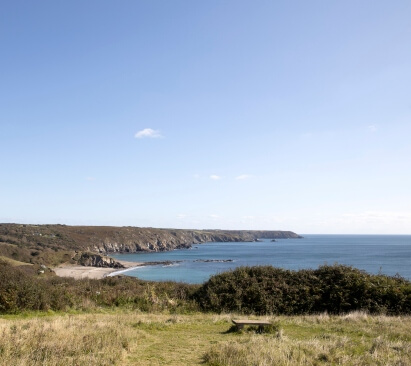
top-left (53, 260), bottom-right (182, 280)
top-left (53, 260), bottom-right (142, 280)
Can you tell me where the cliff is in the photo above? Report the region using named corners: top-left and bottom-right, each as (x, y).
top-left (0, 224), bottom-right (302, 265)
top-left (75, 252), bottom-right (125, 268)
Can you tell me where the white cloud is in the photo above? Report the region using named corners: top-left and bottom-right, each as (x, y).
top-left (368, 125), bottom-right (377, 132)
top-left (85, 177), bottom-right (95, 181)
top-left (210, 175), bottom-right (221, 180)
top-left (177, 214), bottom-right (187, 219)
top-left (209, 214), bottom-right (220, 219)
top-left (235, 174), bottom-right (251, 180)
top-left (135, 128), bottom-right (163, 139)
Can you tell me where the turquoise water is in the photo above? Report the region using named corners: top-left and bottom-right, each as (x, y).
top-left (110, 235), bottom-right (411, 284)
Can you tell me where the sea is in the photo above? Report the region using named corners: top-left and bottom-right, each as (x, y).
top-left (110, 235), bottom-right (411, 284)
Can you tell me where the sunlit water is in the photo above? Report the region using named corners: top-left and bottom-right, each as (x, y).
top-left (110, 235), bottom-right (411, 284)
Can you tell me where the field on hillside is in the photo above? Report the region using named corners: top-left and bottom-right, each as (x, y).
top-left (1, 311), bottom-right (411, 366)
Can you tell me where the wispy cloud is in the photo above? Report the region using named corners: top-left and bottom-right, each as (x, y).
top-left (367, 125), bottom-right (377, 132)
top-left (135, 128), bottom-right (163, 139)
top-left (209, 214), bottom-right (220, 219)
top-left (210, 175), bottom-right (221, 180)
top-left (177, 214), bottom-right (187, 219)
top-left (235, 174), bottom-right (251, 180)
top-left (85, 177), bottom-right (95, 181)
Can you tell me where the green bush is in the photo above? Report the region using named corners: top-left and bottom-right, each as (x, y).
top-left (3, 261), bottom-right (410, 316)
top-left (0, 261), bottom-right (198, 314)
top-left (194, 264), bottom-right (411, 315)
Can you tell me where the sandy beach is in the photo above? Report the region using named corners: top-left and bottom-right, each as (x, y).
top-left (54, 260), bottom-right (140, 280)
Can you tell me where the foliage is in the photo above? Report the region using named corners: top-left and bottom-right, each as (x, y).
top-left (2, 261), bottom-right (411, 316)
top-left (194, 264), bottom-right (411, 315)
top-left (0, 261), bottom-right (198, 314)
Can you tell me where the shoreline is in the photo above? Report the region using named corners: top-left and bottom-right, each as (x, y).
top-left (53, 260), bottom-right (182, 280)
top-left (53, 260), bottom-right (142, 280)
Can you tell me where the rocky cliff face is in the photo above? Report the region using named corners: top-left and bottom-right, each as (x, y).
top-left (88, 229), bottom-right (302, 254)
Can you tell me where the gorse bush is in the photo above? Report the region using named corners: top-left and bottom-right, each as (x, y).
top-left (194, 264), bottom-right (411, 315)
top-left (2, 261), bottom-right (411, 315)
top-left (0, 261), bottom-right (198, 313)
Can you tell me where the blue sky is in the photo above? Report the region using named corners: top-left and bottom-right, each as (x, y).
top-left (1, 1), bottom-right (411, 234)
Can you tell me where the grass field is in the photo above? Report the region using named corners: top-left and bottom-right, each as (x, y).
top-left (1, 311), bottom-right (411, 365)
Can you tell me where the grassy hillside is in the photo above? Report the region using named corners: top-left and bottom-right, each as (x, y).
top-left (0, 238), bottom-right (76, 267)
top-left (1, 312), bottom-right (410, 366)
top-left (0, 256), bottom-right (32, 267)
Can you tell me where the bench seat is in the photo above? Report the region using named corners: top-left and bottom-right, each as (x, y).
top-left (232, 319), bottom-right (271, 330)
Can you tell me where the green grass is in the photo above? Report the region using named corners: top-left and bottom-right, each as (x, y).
top-left (1, 311), bottom-right (411, 365)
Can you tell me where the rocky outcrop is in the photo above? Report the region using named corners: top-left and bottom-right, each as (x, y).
top-left (88, 229), bottom-right (302, 254)
top-left (77, 253), bottom-right (125, 268)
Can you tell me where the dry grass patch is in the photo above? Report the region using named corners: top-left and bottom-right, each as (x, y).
top-left (1, 312), bottom-right (411, 366)
top-left (0, 313), bottom-right (132, 366)
top-left (0, 256), bottom-right (32, 266)
top-left (204, 314), bottom-right (411, 366)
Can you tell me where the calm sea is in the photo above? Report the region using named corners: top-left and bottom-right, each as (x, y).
top-left (110, 235), bottom-right (411, 284)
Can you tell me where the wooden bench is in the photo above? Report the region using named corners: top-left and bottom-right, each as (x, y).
top-left (232, 319), bottom-right (271, 332)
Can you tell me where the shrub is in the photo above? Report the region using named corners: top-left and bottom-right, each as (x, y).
top-left (0, 261), bottom-right (198, 314)
top-left (194, 264), bottom-right (411, 315)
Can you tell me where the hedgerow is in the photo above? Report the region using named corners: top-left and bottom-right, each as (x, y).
top-left (2, 261), bottom-right (411, 315)
top-left (0, 261), bottom-right (198, 313)
top-left (194, 264), bottom-right (411, 315)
